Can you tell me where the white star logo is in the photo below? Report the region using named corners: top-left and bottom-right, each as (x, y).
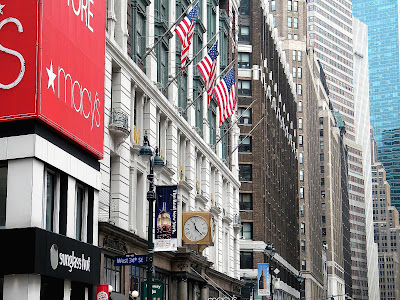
top-left (0, 4), bottom-right (5, 15)
top-left (46, 61), bottom-right (57, 93)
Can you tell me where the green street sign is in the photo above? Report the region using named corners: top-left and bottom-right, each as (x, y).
top-left (141, 281), bottom-right (164, 300)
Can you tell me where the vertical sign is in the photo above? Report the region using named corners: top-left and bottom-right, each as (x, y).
top-left (154, 185), bottom-right (178, 252)
top-left (257, 263), bottom-right (270, 297)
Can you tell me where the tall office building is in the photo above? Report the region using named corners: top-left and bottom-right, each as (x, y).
top-left (353, 0), bottom-right (400, 216)
top-left (352, 18), bottom-right (380, 300)
top-left (308, 1), bottom-right (380, 298)
top-left (269, 1), bottom-right (324, 299)
top-left (238, 1), bottom-right (301, 299)
top-left (371, 159), bottom-right (400, 300)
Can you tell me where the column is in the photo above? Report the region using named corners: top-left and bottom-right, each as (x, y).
top-left (178, 277), bottom-right (188, 300)
top-left (3, 274), bottom-right (41, 300)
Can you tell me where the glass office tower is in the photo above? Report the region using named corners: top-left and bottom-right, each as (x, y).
top-left (353, 1), bottom-right (400, 211)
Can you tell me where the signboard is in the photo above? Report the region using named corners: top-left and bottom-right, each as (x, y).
top-left (257, 263), bottom-right (270, 297)
top-left (142, 282), bottom-right (164, 300)
top-left (0, 0), bottom-right (105, 158)
top-left (0, 227), bottom-right (101, 284)
top-left (96, 285), bottom-right (109, 300)
top-left (154, 185), bottom-right (178, 252)
top-left (114, 254), bottom-right (147, 266)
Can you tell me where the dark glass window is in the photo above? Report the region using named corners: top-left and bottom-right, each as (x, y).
top-left (239, 135), bottom-right (252, 153)
top-left (238, 52), bottom-right (251, 68)
top-left (240, 251), bottom-right (253, 269)
top-left (240, 222), bottom-right (253, 239)
top-left (239, 193), bottom-right (253, 210)
top-left (46, 171), bottom-right (56, 231)
top-left (238, 80), bottom-right (251, 96)
top-left (239, 164), bottom-right (252, 182)
top-left (239, 0), bottom-right (249, 15)
top-left (104, 256), bottom-right (121, 292)
top-left (0, 162), bottom-right (7, 227)
top-left (238, 108), bottom-right (252, 125)
top-left (76, 184), bottom-right (84, 241)
top-left (239, 25), bottom-right (250, 42)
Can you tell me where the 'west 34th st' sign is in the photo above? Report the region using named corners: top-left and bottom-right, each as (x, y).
top-left (0, 0), bottom-right (105, 158)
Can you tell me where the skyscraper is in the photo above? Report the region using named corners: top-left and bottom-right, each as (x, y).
top-left (353, 0), bottom-right (400, 216)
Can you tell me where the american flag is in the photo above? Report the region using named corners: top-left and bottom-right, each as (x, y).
top-left (196, 41), bottom-right (219, 106)
top-left (175, 3), bottom-right (199, 70)
top-left (214, 67), bottom-right (237, 125)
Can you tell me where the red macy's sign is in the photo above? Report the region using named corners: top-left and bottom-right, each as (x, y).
top-left (0, 0), bottom-right (105, 159)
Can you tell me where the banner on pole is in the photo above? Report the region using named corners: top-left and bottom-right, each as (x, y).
top-left (257, 263), bottom-right (270, 296)
top-left (154, 185), bottom-right (178, 252)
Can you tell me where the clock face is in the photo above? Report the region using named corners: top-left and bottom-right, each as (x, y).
top-left (184, 216), bottom-right (208, 242)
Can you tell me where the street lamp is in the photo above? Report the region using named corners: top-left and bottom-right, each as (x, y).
top-left (131, 290), bottom-right (139, 300)
top-left (139, 134), bottom-right (164, 300)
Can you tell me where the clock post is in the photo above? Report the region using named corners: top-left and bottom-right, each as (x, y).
top-left (139, 134), bottom-right (165, 300)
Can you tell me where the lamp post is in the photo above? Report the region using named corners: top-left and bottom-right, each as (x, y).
top-left (265, 243), bottom-right (276, 300)
top-left (139, 134), bottom-right (164, 300)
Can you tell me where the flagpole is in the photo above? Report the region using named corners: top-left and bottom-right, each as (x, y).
top-left (229, 115), bottom-right (265, 156)
top-left (138, 0), bottom-right (199, 64)
top-left (215, 98), bottom-right (256, 145)
top-left (162, 31), bottom-right (220, 93)
top-left (182, 57), bottom-right (238, 114)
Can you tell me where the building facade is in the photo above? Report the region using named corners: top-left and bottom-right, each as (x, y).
top-left (269, 1), bottom-right (325, 299)
top-left (371, 161), bottom-right (400, 300)
top-left (353, 0), bottom-right (400, 220)
top-left (99, 0), bottom-right (243, 299)
top-left (237, 1), bottom-right (301, 299)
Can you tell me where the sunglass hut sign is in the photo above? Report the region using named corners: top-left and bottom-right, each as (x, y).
top-left (0, 0), bottom-right (105, 159)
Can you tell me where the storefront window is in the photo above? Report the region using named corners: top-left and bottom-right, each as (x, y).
top-left (130, 265), bottom-right (146, 297)
top-left (104, 256), bottom-right (121, 292)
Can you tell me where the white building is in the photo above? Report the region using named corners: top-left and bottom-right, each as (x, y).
top-left (98, 0), bottom-right (242, 298)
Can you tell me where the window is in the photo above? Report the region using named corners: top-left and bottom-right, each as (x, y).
top-left (320, 129), bottom-right (324, 136)
top-left (240, 251), bottom-right (253, 269)
top-left (297, 67), bottom-right (302, 78)
top-left (322, 215), bottom-right (326, 223)
top-left (239, 135), bottom-right (252, 153)
top-left (298, 118), bottom-right (303, 129)
top-left (238, 80), bottom-right (251, 96)
top-left (240, 193), bottom-right (253, 210)
top-left (0, 162), bottom-right (7, 227)
top-left (239, 165), bottom-right (252, 182)
top-left (273, 16), bottom-right (276, 27)
top-left (76, 184), bottom-right (85, 241)
top-left (321, 203), bottom-right (325, 210)
top-left (129, 265), bottom-right (147, 297)
top-left (294, 34), bottom-right (298, 40)
top-left (321, 190), bottom-right (325, 198)
top-left (297, 84), bottom-right (302, 95)
top-left (239, 25), bottom-right (250, 42)
top-left (130, 1), bottom-right (147, 66)
top-left (300, 204), bottom-right (304, 217)
top-left (298, 50), bottom-right (302, 61)
top-left (322, 228), bottom-right (326, 236)
top-left (320, 141), bottom-right (324, 150)
top-left (45, 170), bottom-right (56, 231)
top-left (298, 101), bottom-right (302, 112)
top-left (300, 187), bottom-right (304, 199)
top-left (239, 0), bottom-right (249, 15)
top-left (288, 33), bottom-right (292, 40)
top-left (241, 222), bottom-right (253, 239)
top-left (301, 260), bottom-right (306, 270)
top-left (288, 17), bottom-right (292, 28)
top-left (293, 50), bottom-right (296, 61)
top-left (299, 170), bottom-right (304, 181)
top-left (299, 152), bottom-right (303, 164)
top-left (104, 256), bottom-right (121, 292)
top-left (271, 0), bottom-right (276, 11)
top-left (238, 52), bottom-right (251, 68)
top-left (319, 117), bottom-right (323, 125)
top-left (294, 18), bottom-right (298, 29)
top-left (293, 1), bottom-right (298, 11)
top-left (320, 178), bottom-right (325, 186)
top-left (288, 0), bottom-right (292, 10)
top-left (320, 166), bottom-right (324, 174)
top-left (209, 100), bottom-right (217, 148)
top-left (298, 135), bottom-right (303, 146)
top-left (301, 222), bottom-right (305, 234)
top-left (301, 240), bottom-right (305, 251)
top-left (238, 108), bottom-right (252, 125)
top-left (293, 67), bottom-right (297, 78)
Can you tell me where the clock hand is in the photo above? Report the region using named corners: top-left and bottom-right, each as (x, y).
top-left (194, 224), bottom-right (202, 234)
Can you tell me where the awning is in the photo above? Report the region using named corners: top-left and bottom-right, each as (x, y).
top-left (109, 292), bottom-right (130, 300)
